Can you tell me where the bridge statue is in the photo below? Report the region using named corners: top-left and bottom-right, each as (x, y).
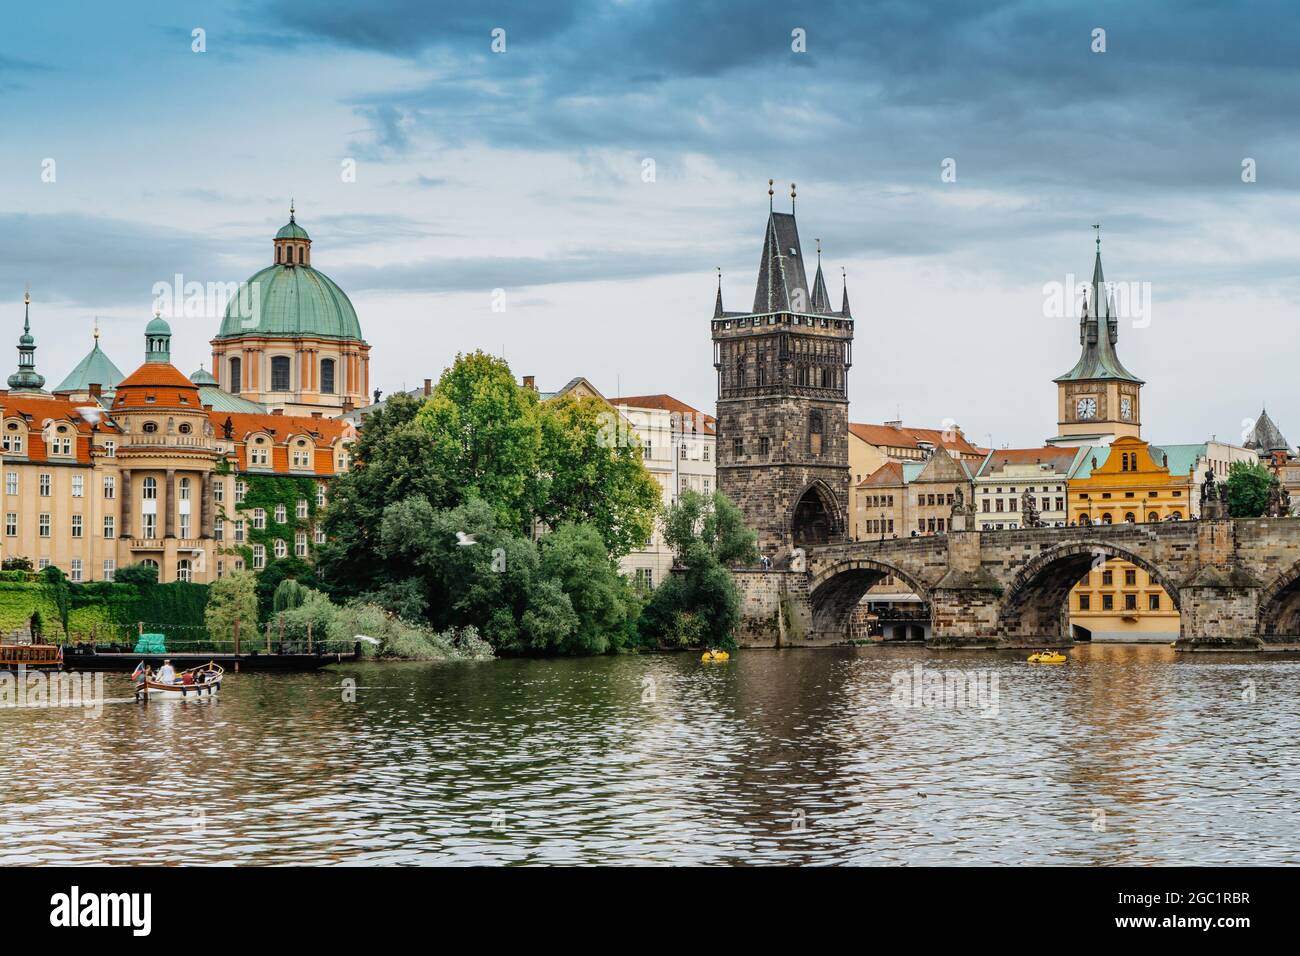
top-left (1021, 489), bottom-right (1041, 528)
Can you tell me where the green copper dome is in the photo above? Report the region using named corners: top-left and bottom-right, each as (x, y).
top-left (146, 316), bottom-right (171, 336)
top-left (189, 366), bottom-right (218, 386)
top-left (216, 263), bottom-right (363, 340)
top-left (54, 335), bottom-right (124, 394)
top-left (276, 219), bottom-right (311, 241)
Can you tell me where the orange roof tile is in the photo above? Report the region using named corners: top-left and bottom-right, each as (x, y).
top-left (610, 394), bottom-right (716, 434)
top-left (850, 422), bottom-right (981, 456)
top-left (858, 462), bottom-right (905, 487)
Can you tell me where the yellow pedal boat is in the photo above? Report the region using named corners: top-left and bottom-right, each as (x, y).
top-left (701, 649), bottom-right (730, 662)
top-left (1027, 650), bottom-right (1067, 664)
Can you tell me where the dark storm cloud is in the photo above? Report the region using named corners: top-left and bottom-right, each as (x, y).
top-left (251, 0), bottom-right (1300, 192)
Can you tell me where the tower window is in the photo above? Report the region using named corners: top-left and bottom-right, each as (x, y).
top-left (809, 409), bottom-right (824, 456)
top-left (229, 357), bottom-right (242, 391)
top-left (271, 356), bottom-right (291, 391)
top-left (298, 245), bottom-right (305, 264)
top-left (321, 358), bottom-right (336, 394)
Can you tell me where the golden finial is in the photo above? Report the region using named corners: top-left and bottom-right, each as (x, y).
top-left (93, 317), bottom-right (100, 341)
top-left (23, 282), bottom-right (30, 306)
top-left (154, 306), bottom-right (161, 319)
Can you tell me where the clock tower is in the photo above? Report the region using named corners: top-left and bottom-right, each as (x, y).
top-left (1048, 234), bottom-right (1143, 446)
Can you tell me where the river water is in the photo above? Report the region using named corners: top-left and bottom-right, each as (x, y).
top-left (1, 644), bottom-right (1296, 865)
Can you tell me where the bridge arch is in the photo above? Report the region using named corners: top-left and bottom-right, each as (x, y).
top-left (809, 558), bottom-right (931, 642)
top-left (1258, 560), bottom-right (1300, 639)
top-left (790, 478), bottom-right (844, 548)
top-left (998, 540), bottom-right (1182, 642)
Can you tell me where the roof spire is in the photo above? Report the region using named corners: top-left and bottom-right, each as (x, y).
top-left (22, 282), bottom-right (30, 334)
top-left (714, 266), bottom-right (725, 318)
top-left (9, 285), bottom-right (46, 392)
top-left (290, 197), bottom-right (296, 223)
top-left (790, 182), bottom-right (796, 214)
top-left (1093, 222), bottom-right (1100, 252)
top-left (810, 239), bottom-right (831, 313)
top-left (839, 266), bottom-right (851, 318)
top-left (768, 179), bottom-right (774, 213)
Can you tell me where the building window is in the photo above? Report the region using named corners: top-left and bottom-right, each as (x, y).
top-left (1102, 594), bottom-right (1114, 611)
top-left (142, 513), bottom-right (156, 538)
top-left (292, 442), bottom-right (311, 468)
top-left (4, 513), bottom-right (15, 536)
top-left (295, 531), bottom-right (307, 557)
top-left (1125, 569), bottom-right (1137, 586)
top-left (679, 443), bottom-right (688, 460)
top-left (1149, 593), bottom-right (1161, 611)
top-left (216, 560), bottom-right (224, 579)
top-left (321, 358), bottom-right (336, 394)
top-left (1079, 594), bottom-right (1090, 611)
top-left (37, 558), bottom-right (49, 570)
top-left (103, 560), bottom-right (115, 582)
top-left (214, 480), bottom-right (224, 504)
top-left (179, 477), bottom-right (191, 500)
top-left (316, 483), bottom-right (326, 508)
top-left (809, 409), bottom-right (824, 456)
top-left (271, 355), bottom-right (291, 391)
top-left (142, 477), bottom-right (157, 499)
top-left (229, 357), bottom-right (242, 391)
top-left (4, 472), bottom-right (14, 495)
top-left (103, 440), bottom-right (115, 457)
top-left (2, 429), bottom-right (23, 454)
top-left (177, 559), bottom-right (191, 583)
top-left (274, 503), bottom-right (287, 524)
top-left (142, 421), bottom-right (158, 434)
top-left (214, 517), bottom-right (224, 540)
top-left (179, 422), bottom-right (192, 435)
top-left (1125, 593), bottom-right (1138, 611)
top-left (180, 513), bottom-right (191, 538)
top-left (703, 445), bottom-right (710, 461)
top-left (296, 498), bottom-right (309, 520)
top-left (253, 544), bottom-right (265, 569)
top-left (253, 508), bottom-right (266, 529)
top-left (70, 476), bottom-right (82, 498)
top-left (70, 559), bottom-right (82, 583)
top-left (235, 480), bottom-right (246, 503)
top-left (234, 520), bottom-right (245, 542)
top-left (71, 515), bottom-right (82, 538)
top-left (104, 515), bottom-right (115, 538)
top-left (733, 437), bottom-right (744, 458)
top-left (39, 474), bottom-right (51, 497)
top-left (103, 475), bottom-right (115, 498)
top-left (250, 439), bottom-right (269, 467)
top-left (39, 513), bottom-right (50, 537)
top-left (314, 526), bottom-right (326, 545)
top-left (273, 538), bottom-right (287, 560)
top-left (1101, 570), bottom-right (1113, 586)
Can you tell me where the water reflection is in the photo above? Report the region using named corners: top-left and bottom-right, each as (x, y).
top-left (1, 644), bottom-right (1297, 865)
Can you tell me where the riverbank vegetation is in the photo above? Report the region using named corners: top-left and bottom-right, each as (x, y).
top-left (313, 351), bottom-right (750, 656)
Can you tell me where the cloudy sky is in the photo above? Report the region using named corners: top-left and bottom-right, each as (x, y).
top-left (1, 0), bottom-right (1297, 447)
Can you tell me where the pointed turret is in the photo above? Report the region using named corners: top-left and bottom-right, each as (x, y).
top-left (810, 239), bottom-right (832, 313)
top-left (8, 287), bottom-right (47, 393)
top-left (1245, 408), bottom-right (1291, 455)
top-left (1054, 235), bottom-right (1142, 385)
top-left (714, 268), bottom-right (725, 318)
top-left (839, 268), bottom-right (852, 318)
top-left (752, 183), bottom-right (811, 313)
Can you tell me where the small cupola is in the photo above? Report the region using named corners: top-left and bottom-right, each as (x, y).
top-left (273, 200), bottom-right (312, 268)
top-left (145, 311), bottom-right (172, 363)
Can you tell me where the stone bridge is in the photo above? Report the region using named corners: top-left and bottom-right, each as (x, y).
top-left (733, 519), bottom-right (1300, 650)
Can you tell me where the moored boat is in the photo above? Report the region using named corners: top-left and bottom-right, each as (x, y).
top-left (140, 662), bottom-right (224, 700)
top-left (0, 643), bottom-right (63, 670)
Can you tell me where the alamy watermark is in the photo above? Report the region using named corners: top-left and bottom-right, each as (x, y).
top-left (151, 275), bottom-right (261, 327)
top-left (1, 666), bottom-right (105, 717)
top-left (1042, 274), bottom-right (1152, 329)
top-left (890, 663), bottom-right (1000, 718)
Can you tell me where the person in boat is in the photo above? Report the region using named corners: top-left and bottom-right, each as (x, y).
top-left (155, 660), bottom-right (177, 684)
top-left (181, 670), bottom-right (194, 686)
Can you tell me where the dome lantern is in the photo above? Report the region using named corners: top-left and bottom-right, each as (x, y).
top-left (145, 310), bottom-right (172, 364)
top-left (273, 199), bottom-right (312, 267)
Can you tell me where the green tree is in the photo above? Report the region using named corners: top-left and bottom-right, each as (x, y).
top-left (663, 490), bottom-right (759, 565)
top-left (205, 570), bottom-right (259, 646)
top-left (415, 351), bottom-right (542, 532)
top-left (115, 562), bottom-right (160, 587)
top-left (1226, 460), bottom-right (1274, 517)
top-left (316, 391), bottom-right (445, 599)
top-left (255, 558), bottom-right (316, 619)
top-left (538, 522), bottom-right (638, 654)
top-left (41, 566), bottom-right (73, 636)
top-left (273, 578), bottom-right (307, 614)
top-left (2, 556), bottom-right (33, 572)
top-left (531, 395), bottom-right (661, 558)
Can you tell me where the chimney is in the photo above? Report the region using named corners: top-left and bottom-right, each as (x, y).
top-left (523, 375), bottom-right (535, 390)
top-left (342, 398), bottom-right (355, 413)
top-left (89, 383), bottom-right (102, 398)
top-left (423, 378), bottom-right (432, 396)
top-left (271, 408), bottom-right (283, 416)
top-left (203, 404), bottom-right (213, 412)
top-left (311, 411), bottom-right (322, 419)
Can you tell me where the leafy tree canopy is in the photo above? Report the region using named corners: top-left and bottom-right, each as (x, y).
top-left (1226, 460), bottom-right (1275, 518)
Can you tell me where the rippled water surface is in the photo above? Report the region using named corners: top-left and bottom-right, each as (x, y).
top-left (2, 644), bottom-right (1298, 865)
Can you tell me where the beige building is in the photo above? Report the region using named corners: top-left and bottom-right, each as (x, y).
top-left (848, 421), bottom-right (983, 539)
top-left (974, 447), bottom-right (1082, 530)
top-left (856, 445), bottom-right (975, 540)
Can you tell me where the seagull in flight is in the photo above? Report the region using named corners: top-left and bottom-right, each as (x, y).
top-left (456, 531), bottom-right (478, 546)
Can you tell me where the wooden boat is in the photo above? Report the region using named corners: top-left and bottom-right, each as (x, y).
top-left (0, 643), bottom-right (63, 670)
top-left (139, 662), bottom-right (224, 700)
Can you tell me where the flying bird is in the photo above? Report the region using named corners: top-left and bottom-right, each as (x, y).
top-left (456, 531), bottom-right (478, 546)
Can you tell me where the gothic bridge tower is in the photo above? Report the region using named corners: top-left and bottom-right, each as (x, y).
top-left (711, 182), bottom-right (854, 559)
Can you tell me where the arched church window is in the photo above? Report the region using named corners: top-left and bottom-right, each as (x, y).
top-left (229, 357), bottom-right (242, 392)
top-left (320, 358), bottom-right (336, 395)
top-left (271, 356), bottom-right (291, 392)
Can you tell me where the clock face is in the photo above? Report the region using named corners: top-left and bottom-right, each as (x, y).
top-left (1120, 397), bottom-right (1133, 420)
top-left (1076, 397), bottom-right (1097, 420)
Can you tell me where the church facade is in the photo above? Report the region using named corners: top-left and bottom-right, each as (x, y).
top-left (0, 210), bottom-right (359, 586)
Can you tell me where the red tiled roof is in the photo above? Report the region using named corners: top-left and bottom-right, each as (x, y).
top-left (977, 446), bottom-right (1078, 477)
top-left (113, 362), bottom-right (202, 409)
top-left (208, 410), bottom-right (353, 477)
top-left (611, 394), bottom-right (716, 435)
top-left (0, 393), bottom-right (118, 464)
top-left (849, 422), bottom-right (981, 456)
top-left (857, 462), bottom-right (905, 487)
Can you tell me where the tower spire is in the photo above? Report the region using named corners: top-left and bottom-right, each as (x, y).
top-left (839, 266), bottom-right (851, 318)
top-left (714, 266), bottom-right (725, 318)
top-left (290, 197), bottom-right (296, 223)
top-left (790, 182), bottom-right (796, 214)
top-left (9, 285), bottom-right (47, 392)
top-left (768, 179), bottom-right (774, 213)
